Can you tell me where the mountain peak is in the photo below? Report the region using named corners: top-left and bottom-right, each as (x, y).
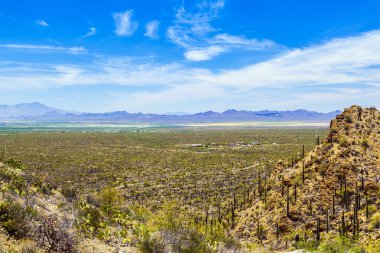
top-left (0, 102), bottom-right (64, 118)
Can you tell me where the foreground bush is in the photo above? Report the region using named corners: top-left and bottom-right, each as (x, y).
top-left (0, 201), bottom-right (35, 239)
top-left (35, 216), bottom-right (78, 253)
top-left (132, 202), bottom-right (241, 253)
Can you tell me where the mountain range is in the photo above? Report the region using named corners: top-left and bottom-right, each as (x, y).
top-left (0, 102), bottom-right (341, 123)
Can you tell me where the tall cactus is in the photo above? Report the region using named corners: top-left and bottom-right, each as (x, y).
top-left (316, 217), bottom-right (321, 241)
top-left (286, 186), bottom-right (290, 217)
top-left (366, 196), bottom-right (369, 219)
top-left (341, 211), bottom-right (346, 236)
top-left (302, 162), bottom-right (305, 184)
top-left (326, 210), bottom-right (329, 233)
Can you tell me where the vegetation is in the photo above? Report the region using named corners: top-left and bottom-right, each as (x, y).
top-left (0, 128), bottom-right (326, 252)
top-left (235, 106), bottom-right (380, 252)
top-left (3, 108), bottom-right (380, 253)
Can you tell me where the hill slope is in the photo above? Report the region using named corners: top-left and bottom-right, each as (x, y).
top-left (235, 105), bottom-right (380, 251)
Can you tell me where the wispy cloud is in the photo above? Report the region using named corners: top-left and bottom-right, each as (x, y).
top-left (82, 27), bottom-right (96, 38)
top-left (184, 45), bottom-right (226, 61)
top-left (167, 0), bottom-right (224, 48)
top-left (0, 44), bottom-right (87, 54)
top-left (144, 21), bottom-right (160, 39)
top-left (167, 0), bottom-right (277, 61)
top-left (113, 10), bottom-right (138, 36)
top-left (210, 34), bottom-right (277, 49)
top-left (1, 30), bottom-right (380, 112)
top-left (35, 20), bottom-right (49, 27)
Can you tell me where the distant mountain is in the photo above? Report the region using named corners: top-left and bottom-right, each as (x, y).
top-left (0, 103), bottom-right (341, 123)
top-left (0, 102), bottom-right (65, 119)
top-left (162, 112), bottom-right (191, 116)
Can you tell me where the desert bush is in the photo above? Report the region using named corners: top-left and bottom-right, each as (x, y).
top-left (36, 216), bottom-right (78, 253)
top-left (317, 236), bottom-right (364, 253)
top-left (295, 239), bottom-right (319, 252)
top-left (5, 158), bottom-right (25, 170)
top-left (86, 193), bottom-right (99, 207)
top-left (361, 139), bottom-right (369, 149)
top-left (77, 204), bottom-right (109, 239)
top-left (61, 185), bottom-right (78, 202)
top-left (0, 166), bottom-right (15, 181)
top-left (0, 201), bottom-right (35, 239)
top-left (18, 240), bottom-right (39, 253)
top-left (133, 223), bottom-right (166, 253)
top-left (131, 205), bottom-right (152, 222)
top-left (143, 202), bottom-right (227, 253)
top-left (345, 116), bottom-right (353, 123)
top-left (98, 187), bottom-right (123, 217)
top-left (365, 239), bottom-right (380, 253)
top-left (338, 136), bottom-right (349, 147)
top-left (370, 212), bottom-right (380, 229)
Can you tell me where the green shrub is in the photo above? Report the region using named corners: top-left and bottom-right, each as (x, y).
top-left (362, 139), bottom-right (369, 149)
top-left (77, 204), bottom-right (109, 239)
top-left (61, 185), bottom-right (78, 202)
top-left (0, 201), bottom-right (35, 239)
top-left (317, 236), bottom-right (363, 253)
top-left (295, 239), bottom-right (319, 252)
top-left (345, 116), bottom-right (353, 123)
top-left (370, 212), bottom-right (380, 229)
top-left (338, 136), bottom-right (349, 147)
top-left (133, 223), bottom-right (165, 253)
top-left (365, 239), bottom-right (380, 253)
top-left (5, 158), bottom-right (25, 170)
top-left (99, 187), bottom-right (123, 217)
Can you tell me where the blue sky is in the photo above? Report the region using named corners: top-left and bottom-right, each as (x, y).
top-left (1, 0), bottom-right (380, 113)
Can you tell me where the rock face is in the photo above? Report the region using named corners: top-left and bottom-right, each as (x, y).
top-left (234, 105), bottom-right (380, 250)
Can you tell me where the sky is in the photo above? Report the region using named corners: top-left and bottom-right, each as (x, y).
top-left (1, 0), bottom-right (380, 113)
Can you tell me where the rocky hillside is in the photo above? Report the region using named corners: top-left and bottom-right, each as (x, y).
top-left (235, 105), bottom-right (380, 251)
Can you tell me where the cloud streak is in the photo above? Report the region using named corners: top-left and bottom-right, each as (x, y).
top-left (35, 20), bottom-right (49, 27)
top-left (113, 10), bottom-right (138, 36)
top-left (82, 27), bottom-right (96, 38)
top-left (0, 44), bottom-right (87, 54)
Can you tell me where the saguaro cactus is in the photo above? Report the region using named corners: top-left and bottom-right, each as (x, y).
top-left (302, 162), bottom-right (305, 184)
top-left (316, 217), bottom-right (321, 241)
top-left (332, 190), bottom-right (336, 215)
top-left (341, 211), bottom-right (346, 236)
top-left (326, 210), bottom-right (329, 233)
top-left (286, 186), bottom-right (290, 217)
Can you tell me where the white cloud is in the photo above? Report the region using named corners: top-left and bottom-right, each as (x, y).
top-left (144, 21), bottom-right (160, 39)
top-left (167, 1), bottom-right (277, 61)
top-left (211, 34), bottom-right (277, 49)
top-left (82, 27), bottom-right (96, 38)
top-left (1, 30), bottom-right (380, 112)
top-left (35, 20), bottom-right (49, 27)
top-left (0, 44), bottom-right (87, 54)
top-left (184, 45), bottom-right (226, 61)
top-left (113, 10), bottom-right (138, 36)
top-left (168, 0), bottom-right (225, 47)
